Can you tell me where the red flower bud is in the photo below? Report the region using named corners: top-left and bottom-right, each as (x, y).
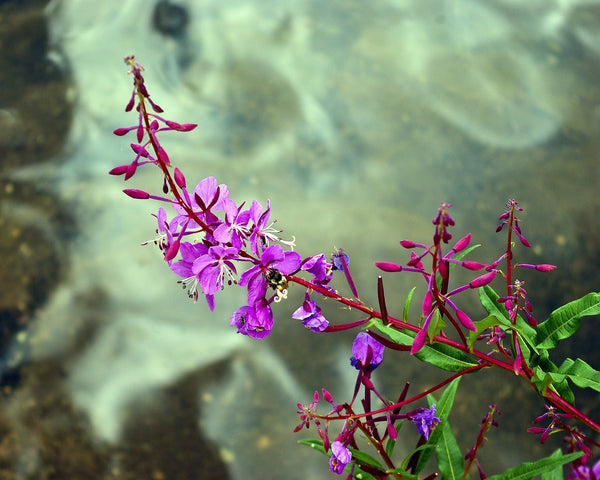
top-left (453, 233), bottom-right (471, 253)
top-left (469, 270), bottom-right (497, 288)
top-left (375, 261), bottom-right (402, 272)
top-left (123, 188), bottom-right (149, 199)
top-left (109, 164), bottom-right (129, 175)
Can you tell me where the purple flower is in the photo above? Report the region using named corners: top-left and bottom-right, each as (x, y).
top-left (411, 404), bottom-right (441, 440)
top-left (292, 297), bottom-right (328, 332)
top-left (331, 250), bottom-right (350, 272)
top-left (212, 198), bottom-right (251, 249)
top-left (192, 246), bottom-right (239, 296)
top-left (329, 441), bottom-right (351, 475)
top-left (248, 200), bottom-right (281, 255)
top-left (238, 244), bottom-right (301, 306)
top-left (172, 176), bottom-right (229, 229)
top-left (148, 207), bottom-right (179, 257)
top-left (230, 299), bottom-right (274, 338)
top-left (571, 460), bottom-right (600, 480)
top-left (350, 332), bottom-right (384, 370)
top-left (301, 254), bottom-right (333, 284)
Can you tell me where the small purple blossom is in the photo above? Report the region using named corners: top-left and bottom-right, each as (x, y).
top-left (212, 198), bottom-right (251, 249)
top-left (229, 299), bottom-right (274, 338)
top-left (328, 441), bottom-right (352, 475)
top-left (192, 246), bottom-right (239, 296)
top-left (331, 250), bottom-right (350, 272)
top-left (248, 199), bottom-right (282, 255)
top-left (238, 244), bottom-right (301, 306)
top-left (570, 459), bottom-right (600, 480)
top-left (350, 332), bottom-right (385, 370)
top-left (411, 404), bottom-right (441, 440)
top-left (302, 254), bottom-right (333, 284)
top-left (172, 176), bottom-right (229, 229)
top-left (292, 296), bottom-right (328, 332)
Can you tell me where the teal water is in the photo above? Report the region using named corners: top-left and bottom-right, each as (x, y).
top-left (1, 0), bottom-right (598, 478)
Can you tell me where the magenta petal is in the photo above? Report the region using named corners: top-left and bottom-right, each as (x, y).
top-left (261, 244), bottom-right (285, 265)
top-left (274, 251), bottom-right (302, 274)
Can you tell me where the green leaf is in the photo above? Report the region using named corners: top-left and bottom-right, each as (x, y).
top-left (436, 420), bottom-right (466, 480)
top-left (373, 321), bottom-right (478, 372)
top-left (404, 287), bottom-right (416, 323)
top-left (531, 365), bottom-right (575, 404)
top-left (414, 377), bottom-right (462, 474)
top-left (560, 357), bottom-right (600, 392)
top-left (385, 436), bottom-right (396, 459)
top-left (428, 309), bottom-right (447, 338)
top-left (541, 449), bottom-right (567, 480)
top-left (485, 451), bottom-right (583, 480)
top-left (535, 292), bottom-right (600, 349)
top-left (297, 438), bottom-right (326, 455)
top-left (347, 446), bottom-right (384, 470)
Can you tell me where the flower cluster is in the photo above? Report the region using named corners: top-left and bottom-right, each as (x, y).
top-left (112, 56), bottom-right (600, 480)
top-left (110, 56), bottom-right (340, 338)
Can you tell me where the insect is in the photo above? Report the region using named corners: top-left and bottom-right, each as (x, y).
top-left (265, 268), bottom-right (288, 302)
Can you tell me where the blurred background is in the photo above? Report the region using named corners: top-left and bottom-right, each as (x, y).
top-left (0, 0), bottom-right (598, 478)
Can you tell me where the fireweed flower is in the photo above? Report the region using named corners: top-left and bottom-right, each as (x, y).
top-left (411, 404), bottom-right (441, 440)
top-left (329, 441), bottom-right (352, 475)
top-left (248, 199), bottom-right (282, 255)
top-left (350, 332), bottom-right (384, 370)
top-left (212, 198), bottom-right (251, 250)
top-left (238, 244), bottom-right (302, 305)
top-left (172, 176), bottom-right (229, 229)
top-left (570, 459), bottom-right (600, 480)
top-left (301, 254), bottom-right (333, 284)
top-left (292, 295), bottom-right (328, 332)
top-left (192, 245), bottom-right (239, 296)
top-left (229, 299), bottom-right (274, 338)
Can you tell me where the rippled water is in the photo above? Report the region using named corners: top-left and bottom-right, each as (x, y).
top-left (1, 0), bottom-right (599, 478)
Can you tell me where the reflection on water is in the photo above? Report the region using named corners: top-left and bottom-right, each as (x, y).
top-left (1, 0), bottom-right (599, 478)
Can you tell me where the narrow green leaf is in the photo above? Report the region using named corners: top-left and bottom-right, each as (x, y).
top-left (347, 446), bottom-right (384, 470)
top-left (403, 287), bottom-right (416, 323)
top-left (485, 451), bottom-right (583, 480)
top-left (535, 293), bottom-right (600, 349)
top-left (385, 437), bottom-right (396, 459)
top-left (436, 420), bottom-right (465, 480)
top-left (373, 321), bottom-right (478, 372)
top-left (297, 438), bottom-right (326, 454)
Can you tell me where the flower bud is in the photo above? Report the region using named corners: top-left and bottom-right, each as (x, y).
top-left (123, 188), bottom-right (149, 199)
top-left (174, 167), bottom-right (186, 188)
top-left (453, 233), bottom-right (471, 253)
top-left (375, 261), bottom-right (402, 272)
top-left (109, 164), bottom-right (129, 175)
top-left (469, 270), bottom-right (497, 288)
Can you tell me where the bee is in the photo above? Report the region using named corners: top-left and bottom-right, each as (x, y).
top-left (265, 268), bottom-right (288, 302)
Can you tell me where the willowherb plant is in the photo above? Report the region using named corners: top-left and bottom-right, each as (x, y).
top-left (111, 56), bottom-right (600, 479)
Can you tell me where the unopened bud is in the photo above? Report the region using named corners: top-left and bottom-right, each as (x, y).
top-left (123, 188), bottom-right (149, 199)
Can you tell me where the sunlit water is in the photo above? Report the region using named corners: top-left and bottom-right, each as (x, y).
top-left (2, 0), bottom-right (599, 478)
